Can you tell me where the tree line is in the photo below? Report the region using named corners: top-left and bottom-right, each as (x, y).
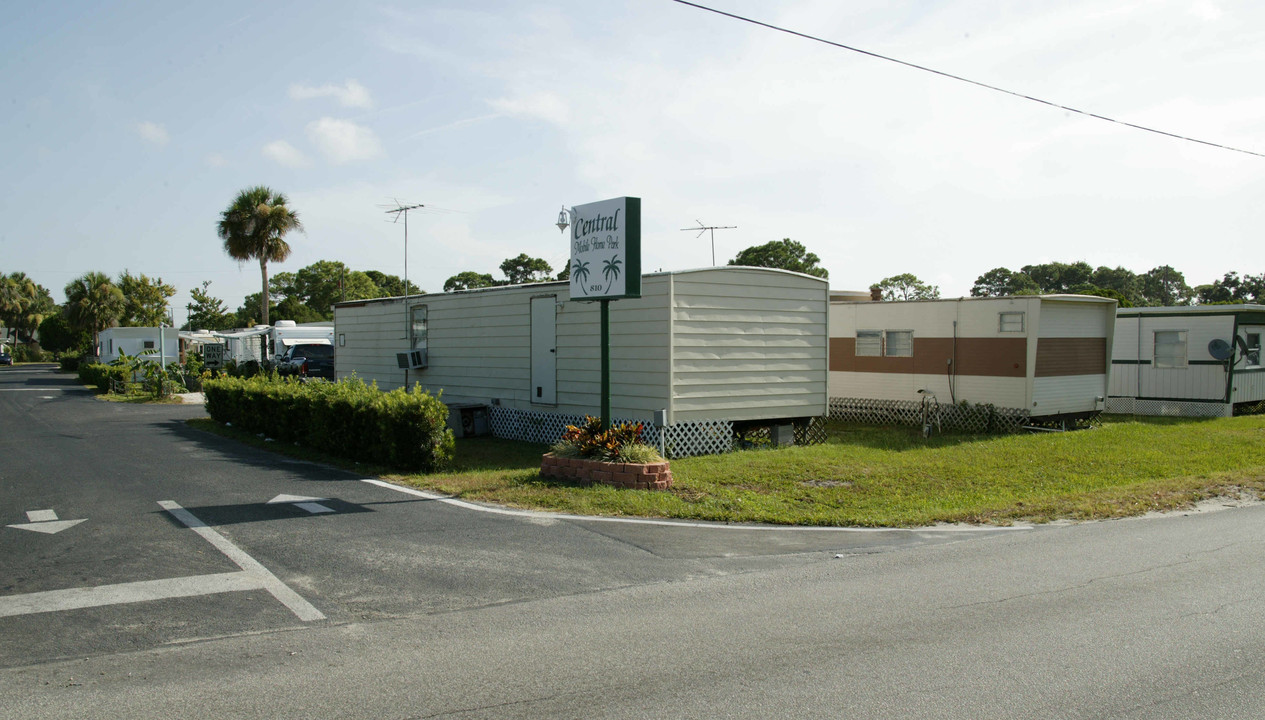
top-left (5, 182), bottom-right (1258, 359)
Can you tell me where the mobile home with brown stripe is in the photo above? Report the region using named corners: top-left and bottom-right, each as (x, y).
top-left (829, 295), bottom-right (1116, 427)
top-left (333, 267), bottom-right (829, 456)
top-left (1107, 304), bottom-right (1265, 417)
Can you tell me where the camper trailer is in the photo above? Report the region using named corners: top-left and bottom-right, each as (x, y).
top-left (1107, 304), bottom-right (1265, 417)
top-left (334, 267), bottom-right (829, 456)
top-left (829, 295), bottom-right (1117, 430)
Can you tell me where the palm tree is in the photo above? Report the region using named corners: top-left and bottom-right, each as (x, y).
top-left (602, 255), bottom-right (623, 292)
top-left (64, 271), bottom-right (125, 355)
top-left (217, 186), bottom-right (304, 327)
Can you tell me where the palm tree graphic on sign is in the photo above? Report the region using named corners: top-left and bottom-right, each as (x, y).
top-left (602, 255), bottom-right (623, 292)
top-left (572, 259), bottom-right (591, 294)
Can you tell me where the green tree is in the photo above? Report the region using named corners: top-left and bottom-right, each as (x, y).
top-left (1021, 261), bottom-right (1094, 293)
top-left (273, 295), bottom-right (328, 324)
top-left (118, 270), bottom-right (176, 326)
top-left (37, 312), bottom-right (88, 354)
top-left (64, 271), bottom-right (125, 353)
top-left (443, 271), bottom-right (496, 292)
top-left (217, 185), bottom-right (304, 327)
top-left (185, 281), bottom-right (233, 330)
top-left (1195, 272), bottom-right (1265, 304)
top-left (970, 267), bottom-right (1040, 297)
top-left (876, 273), bottom-right (940, 301)
top-left (1139, 265), bottom-right (1192, 306)
top-left (1089, 266), bottom-right (1142, 305)
top-left (233, 292), bottom-right (273, 327)
top-left (729, 239), bottom-right (828, 278)
top-left (499, 254), bottom-right (554, 284)
top-left (363, 270), bottom-right (420, 297)
top-left (291, 260), bottom-right (381, 316)
top-left (1, 272), bottom-right (55, 344)
top-left (555, 264), bottom-right (570, 281)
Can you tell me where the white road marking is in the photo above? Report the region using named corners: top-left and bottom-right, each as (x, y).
top-left (158, 501), bottom-right (325, 621)
top-left (295, 502), bottom-right (334, 514)
top-left (0, 572), bottom-right (262, 618)
top-left (27, 510), bottom-right (58, 522)
top-left (267, 494), bottom-right (334, 514)
top-left (8, 519), bottom-right (87, 534)
top-left (357, 477), bottom-right (1032, 534)
top-left (0, 388), bottom-right (69, 392)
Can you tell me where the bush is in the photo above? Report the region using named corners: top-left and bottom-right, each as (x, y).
top-left (12, 345), bottom-right (48, 362)
top-left (58, 354), bottom-right (82, 372)
top-left (78, 362), bottom-right (131, 391)
top-left (557, 416), bottom-right (654, 462)
top-left (203, 375), bottom-right (454, 471)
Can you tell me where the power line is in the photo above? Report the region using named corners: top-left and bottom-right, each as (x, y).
top-left (671, 0), bottom-right (1265, 159)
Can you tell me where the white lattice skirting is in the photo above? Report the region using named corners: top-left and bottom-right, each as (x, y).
top-left (1104, 397), bottom-right (1232, 418)
top-left (485, 406), bottom-right (742, 458)
top-left (828, 397), bottom-right (1030, 434)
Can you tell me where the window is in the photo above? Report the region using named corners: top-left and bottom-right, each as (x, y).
top-left (885, 330), bottom-right (913, 357)
top-left (143, 340), bottom-right (155, 349)
top-left (855, 330), bottom-right (913, 357)
top-left (856, 330), bottom-right (883, 357)
top-left (1246, 331), bottom-right (1261, 367)
top-left (999, 312), bottom-right (1025, 332)
top-left (1154, 330), bottom-right (1187, 369)
top-left (410, 305), bottom-right (428, 350)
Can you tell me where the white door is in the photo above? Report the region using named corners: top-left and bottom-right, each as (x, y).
top-left (531, 296), bottom-right (557, 404)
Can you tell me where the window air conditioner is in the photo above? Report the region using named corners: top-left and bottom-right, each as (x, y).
top-left (396, 349), bottom-right (428, 369)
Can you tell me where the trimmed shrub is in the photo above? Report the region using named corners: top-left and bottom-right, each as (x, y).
top-left (78, 362), bottom-right (131, 391)
top-left (203, 375), bottom-right (454, 472)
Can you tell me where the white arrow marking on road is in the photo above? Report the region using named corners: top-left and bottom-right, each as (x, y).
top-left (9, 519), bottom-right (88, 534)
top-left (8, 510), bottom-right (88, 535)
top-left (266, 494), bottom-right (334, 514)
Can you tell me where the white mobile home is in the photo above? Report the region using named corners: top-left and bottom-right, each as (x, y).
top-left (829, 295), bottom-right (1117, 430)
top-left (97, 327), bottom-right (181, 366)
top-left (334, 267), bottom-right (829, 456)
top-left (1107, 304), bottom-right (1265, 417)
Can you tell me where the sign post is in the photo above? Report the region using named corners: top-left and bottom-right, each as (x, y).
top-left (567, 197), bottom-right (641, 430)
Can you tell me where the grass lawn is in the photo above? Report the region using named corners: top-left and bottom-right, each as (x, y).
top-left (191, 414), bottom-right (1265, 527)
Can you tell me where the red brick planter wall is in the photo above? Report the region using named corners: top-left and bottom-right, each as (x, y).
top-left (539, 453), bottom-right (673, 490)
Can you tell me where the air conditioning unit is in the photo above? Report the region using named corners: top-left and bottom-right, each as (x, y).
top-left (395, 348), bottom-right (427, 369)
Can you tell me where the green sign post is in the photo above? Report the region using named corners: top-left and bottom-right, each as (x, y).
top-left (566, 196), bottom-right (641, 429)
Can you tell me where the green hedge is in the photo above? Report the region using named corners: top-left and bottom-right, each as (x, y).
top-left (78, 362), bottom-right (131, 390)
top-left (203, 375), bottom-right (454, 471)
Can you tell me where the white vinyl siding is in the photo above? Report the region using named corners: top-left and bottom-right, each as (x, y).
top-left (1154, 330), bottom-right (1187, 369)
top-left (334, 268), bottom-right (828, 425)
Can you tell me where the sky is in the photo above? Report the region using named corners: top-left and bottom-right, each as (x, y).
top-left (3, 0), bottom-right (1264, 324)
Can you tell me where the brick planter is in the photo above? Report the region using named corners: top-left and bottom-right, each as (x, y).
top-left (540, 453), bottom-right (673, 490)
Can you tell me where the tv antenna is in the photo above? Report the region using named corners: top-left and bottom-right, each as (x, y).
top-left (680, 220), bottom-right (736, 266)
top-left (381, 200), bottom-right (424, 302)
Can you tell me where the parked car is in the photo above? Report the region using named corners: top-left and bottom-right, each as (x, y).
top-left (0, 351), bottom-right (12, 366)
top-left (276, 342), bottom-right (334, 380)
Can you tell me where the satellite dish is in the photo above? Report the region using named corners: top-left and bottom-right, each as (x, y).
top-left (1208, 338), bottom-right (1234, 361)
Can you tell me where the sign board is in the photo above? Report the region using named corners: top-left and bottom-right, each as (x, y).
top-left (568, 196), bottom-right (641, 301)
top-left (203, 343), bottom-right (225, 369)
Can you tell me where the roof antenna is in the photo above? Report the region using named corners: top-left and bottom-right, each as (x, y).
top-left (680, 220), bottom-right (736, 266)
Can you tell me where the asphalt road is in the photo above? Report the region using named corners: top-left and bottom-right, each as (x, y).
top-left (3, 363), bottom-right (1264, 718)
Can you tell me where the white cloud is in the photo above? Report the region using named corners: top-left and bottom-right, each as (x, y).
top-left (205, 153), bottom-right (228, 168)
top-left (262, 140), bottom-right (309, 168)
top-left (487, 93), bottom-right (569, 125)
top-left (136, 121), bottom-right (169, 146)
top-left (288, 79), bottom-right (373, 109)
top-left (306, 118), bottom-right (383, 163)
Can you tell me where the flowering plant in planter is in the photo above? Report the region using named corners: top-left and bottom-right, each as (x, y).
top-left (550, 415), bottom-right (664, 463)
